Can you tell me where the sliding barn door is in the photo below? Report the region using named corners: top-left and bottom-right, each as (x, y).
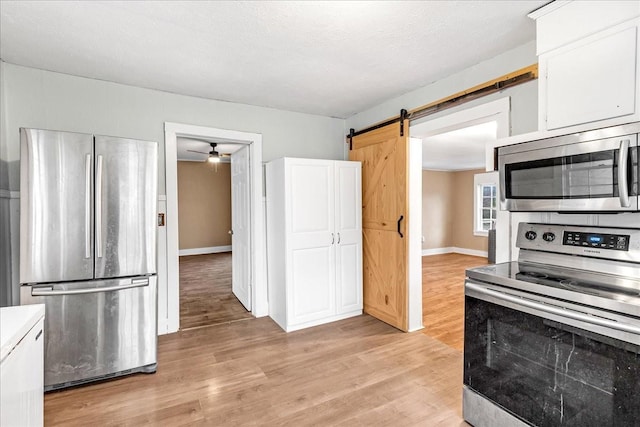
top-left (349, 121), bottom-right (409, 331)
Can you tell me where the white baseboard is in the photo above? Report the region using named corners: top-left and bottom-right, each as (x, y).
top-left (179, 245), bottom-right (232, 256)
top-left (421, 247), bottom-right (455, 256)
top-left (453, 247), bottom-right (488, 258)
top-left (422, 247), bottom-right (488, 258)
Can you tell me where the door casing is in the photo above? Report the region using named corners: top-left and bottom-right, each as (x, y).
top-left (163, 123), bottom-right (266, 334)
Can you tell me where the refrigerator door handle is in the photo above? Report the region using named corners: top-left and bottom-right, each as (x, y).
top-left (31, 280), bottom-right (149, 296)
top-left (96, 154), bottom-right (103, 259)
top-left (85, 153), bottom-right (92, 259)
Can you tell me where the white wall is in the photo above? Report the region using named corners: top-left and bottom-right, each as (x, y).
top-left (0, 62), bottom-right (18, 306)
top-left (346, 41), bottom-right (538, 137)
top-left (0, 62), bottom-right (347, 306)
top-left (1, 62), bottom-right (347, 194)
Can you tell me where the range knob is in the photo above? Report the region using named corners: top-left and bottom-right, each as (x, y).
top-left (543, 232), bottom-right (556, 242)
top-left (525, 231), bottom-right (537, 241)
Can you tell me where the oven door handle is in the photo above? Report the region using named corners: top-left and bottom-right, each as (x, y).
top-left (466, 282), bottom-right (640, 336)
top-left (618, 139), bottom-right (631, 208)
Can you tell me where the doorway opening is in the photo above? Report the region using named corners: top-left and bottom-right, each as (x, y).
top-left (410, 97), bottom-right (509, 350)
top-left (163, 123), bottom-right (266, 334)
top-left (176, 138), bottom-right (252, 329)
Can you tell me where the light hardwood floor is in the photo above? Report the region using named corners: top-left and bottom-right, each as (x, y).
top-left (421, 253), bottom-right (488, 351)
top-left (44, 315), bottom-right (468, 426)
top-left (180, 253), bottom-right (252, 330)
top-left (43, 253), bottom-right (478, 425)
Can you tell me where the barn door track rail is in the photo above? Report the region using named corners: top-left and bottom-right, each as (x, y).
top-left (347, 64), bottom-right (538, 146)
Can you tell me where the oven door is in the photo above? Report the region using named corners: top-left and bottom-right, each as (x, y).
top-left (464, 280), bottom-right (640, 427)
top-left (499, 134), bottom-right (638, 212)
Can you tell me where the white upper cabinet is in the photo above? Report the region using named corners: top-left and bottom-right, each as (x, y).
top-left (532, 1), bottom-right (640, 130)
top-left (266, 158), bottom-right (362, 332)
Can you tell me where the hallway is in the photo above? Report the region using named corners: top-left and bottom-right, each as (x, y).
top-left (179, 252), bottom-right (252, 330)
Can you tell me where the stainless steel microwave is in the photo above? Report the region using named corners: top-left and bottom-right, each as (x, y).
top-left (499, 122), bottom-right (639, 212)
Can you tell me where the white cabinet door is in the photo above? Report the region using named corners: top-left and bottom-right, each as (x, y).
top-left (286, 160), bottom-right (336, 325)
top-left (541, 22), bottom-right (639, 130)
top-left (335, 162), bottom-right (363, 315)
top-left (0, 318), bottom-right (44, 427)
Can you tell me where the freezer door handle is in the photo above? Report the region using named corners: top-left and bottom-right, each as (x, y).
top-left (31, 280), bottom-right (149, 296)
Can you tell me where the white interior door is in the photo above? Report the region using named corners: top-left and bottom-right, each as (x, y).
top-left (231, 146), bottom-right (251, 311)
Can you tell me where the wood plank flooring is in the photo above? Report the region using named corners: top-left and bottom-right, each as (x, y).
top-left (421, 253), bottom-right (488, 351)
top-left (44, 315), bottom-right (468, 426)
top-left (179, 253), bottom-right (252, 330)
top-left (43, 252), bottom-right (480, 425)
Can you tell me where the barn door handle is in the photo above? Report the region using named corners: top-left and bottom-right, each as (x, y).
top-left (397, 215), bottom-right (404, 238)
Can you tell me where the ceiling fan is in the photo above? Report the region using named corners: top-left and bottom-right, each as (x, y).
top-left (187, 142), bottom-right (230, 163)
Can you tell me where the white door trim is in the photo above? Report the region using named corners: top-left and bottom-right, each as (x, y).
top-left (163, 122), bottom-right (266, 334)
top-left (409, 97), bottom-right (512, 266)
top-left (410, 96), bottom-right (511, 171)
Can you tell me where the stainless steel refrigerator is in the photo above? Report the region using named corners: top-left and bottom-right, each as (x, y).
top-left (19, 128), bottom-right (158, 391)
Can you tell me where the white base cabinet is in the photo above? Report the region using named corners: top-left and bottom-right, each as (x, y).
top-left (266, 158), bottom-right (362, 332)
top-left (1, 305), bottom-right (45, 427)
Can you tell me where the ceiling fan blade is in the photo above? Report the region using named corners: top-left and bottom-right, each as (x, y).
top-left (186, 149), bottom-right (209, 154)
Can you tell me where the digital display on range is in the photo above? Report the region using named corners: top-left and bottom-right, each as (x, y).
top-left (563, 231), bottom-right (630, 251)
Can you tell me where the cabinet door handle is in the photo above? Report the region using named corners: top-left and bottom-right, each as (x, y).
top-left (331, 233), bottom-right (335, 245)
top-left (397, 215), bottom-right (404, 238)
top-left (337, 232), bottom-right (341, 244)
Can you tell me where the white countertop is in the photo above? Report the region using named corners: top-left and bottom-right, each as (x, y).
top-left (0, 305), bottom-right (45, 363)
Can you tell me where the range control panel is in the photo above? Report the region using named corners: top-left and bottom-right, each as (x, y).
top-left (563, 231), bottom-right (630, 251)
top-left (516, 223), bottom-right (640, 263)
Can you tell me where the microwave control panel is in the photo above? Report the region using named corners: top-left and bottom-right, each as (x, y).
top-left (563, 231), bottom-right (630, 251)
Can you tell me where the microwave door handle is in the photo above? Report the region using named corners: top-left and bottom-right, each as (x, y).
top-left (618, 139), bottom-right (631, 208)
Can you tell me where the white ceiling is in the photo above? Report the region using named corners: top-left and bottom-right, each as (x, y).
top-left (421, 121), bottom-right (497, 171)
top-left (0, 1), bottom-right (546, 119)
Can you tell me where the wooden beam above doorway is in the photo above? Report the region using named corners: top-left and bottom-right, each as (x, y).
top-left (347, 64), bottom-right (538, 141)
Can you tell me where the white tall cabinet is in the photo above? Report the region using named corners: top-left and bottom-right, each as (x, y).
top-left (266, 158), bottom-right (362, 332)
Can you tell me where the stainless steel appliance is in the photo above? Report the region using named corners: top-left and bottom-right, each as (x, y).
top-left (464, 222), bottom-right (640, 427)
top-left (19, 128), bottom-right (158, 391)
top-left (498, 122), bottom-right (640, 212)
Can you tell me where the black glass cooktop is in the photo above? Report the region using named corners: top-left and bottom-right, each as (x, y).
top-left (515, 268), bottom-right (640, 297)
